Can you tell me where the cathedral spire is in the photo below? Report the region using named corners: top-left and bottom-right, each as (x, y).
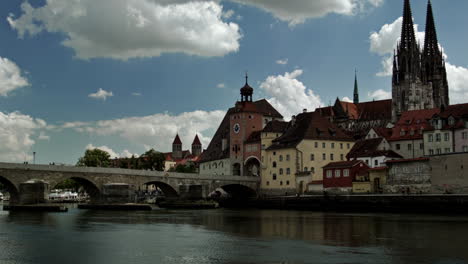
top-left (423, 0), bottom-right (440, 58)
top-left (353, 70), bottom-right (359, 104)
top-left (400, 0), bottom-right (417, 51)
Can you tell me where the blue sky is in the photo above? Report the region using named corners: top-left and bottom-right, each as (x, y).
top-left (0, 0), bottom-right (467, 165)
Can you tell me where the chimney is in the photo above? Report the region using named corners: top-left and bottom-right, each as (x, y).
top-left (303, 108), bottom-right (307, 113)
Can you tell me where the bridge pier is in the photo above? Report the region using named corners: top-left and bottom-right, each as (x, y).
top-left (100, 183), bottom-right (136, 204)
top-left (179, 184), bottom-right (207, 200)
top-left (18, 180), bottom-right (49, 205)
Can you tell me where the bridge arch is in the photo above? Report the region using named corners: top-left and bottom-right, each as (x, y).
top-left (0, 175), bottom-right (19, 203)
top-left (143, 181), bottom-right (179, 198)
top-left (51, 176), bottom-right (102, 203)
top-left (220, 184), bottom-right (257, 199)
top-left (243, 156), bottom-right (261, 177)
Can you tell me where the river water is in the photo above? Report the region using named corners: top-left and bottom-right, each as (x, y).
top-left (1, 203), bottom-right (468, 264)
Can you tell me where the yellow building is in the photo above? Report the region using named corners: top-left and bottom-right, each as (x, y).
top-left (260, 111), bottom-right (354, 195)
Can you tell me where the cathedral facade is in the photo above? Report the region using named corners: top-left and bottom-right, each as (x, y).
top-left (392, 0), bottom-right (449, 122)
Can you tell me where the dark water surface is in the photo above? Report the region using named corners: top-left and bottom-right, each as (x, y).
top-left (1, 203), bottom-right (468, 264)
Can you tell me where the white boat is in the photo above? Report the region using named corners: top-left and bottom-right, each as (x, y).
top-left (48, 189), bottom-right (80, 203)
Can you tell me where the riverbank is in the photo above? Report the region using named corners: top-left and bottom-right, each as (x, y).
top-left (239, 194), bottom-right (468, 214)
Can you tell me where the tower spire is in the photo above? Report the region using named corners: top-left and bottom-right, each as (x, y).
top-left (353, 69), bottom-right (359, 104)
top-left (423, 0), bottom-right (440, 58)
top-left (400, 0), bottom-right (417, 51)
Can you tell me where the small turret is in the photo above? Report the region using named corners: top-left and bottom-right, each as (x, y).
top-left (172, 134), bottom-right (183, 159)
top-left (191, 135), bottom-right (202, 156)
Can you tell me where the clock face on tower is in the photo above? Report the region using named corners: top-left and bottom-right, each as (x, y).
top-left (233, 123), bottom-right (241, 134)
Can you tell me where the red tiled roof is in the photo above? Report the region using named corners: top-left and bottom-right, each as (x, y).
top-left (268, 111), bottom-right (353, 150)
top-left (323, 160), bottom-right (364, 169)
top-left (262, 120), bottom-right (288, 133)
top-left (440, 103), bottom-right (468, 119)
top-left (340, 101), bottom-right (359, 119)
top-left (374, 127), bottom-right (393, 139)
top-left (389, 108), bottom-right (439, 141)
top-left (368, 166), bottom-right (388, 171)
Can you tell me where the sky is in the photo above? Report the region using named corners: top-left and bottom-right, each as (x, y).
top-left (1, 0), bottom-right (468, 165)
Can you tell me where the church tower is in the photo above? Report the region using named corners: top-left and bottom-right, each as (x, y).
top-left (421, 0), bottom-right (449, 109)
top-left (172, 134), bottom-right (183, 159)
top-left (392, 0), bottom-right (449, 122)
top-left (191, 135), bottom-right (202, 156)
top-left (353, 70), bottom-right (359, 104)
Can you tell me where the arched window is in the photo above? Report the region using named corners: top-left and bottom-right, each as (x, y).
top-left (279, 155), bottom-right (283, 162)
top-left (279, 168), bottom-right (283, 175)
top-left (219, 162), bottom-right (223, 168)
top-left (273, 162), bottom-right (277, 168)
top-left (304, 167), bottom-right (308, 172)
top-left (213, 163), bottom-right (217, 169)
top-left (286, 168), bottom-right (291, 175)
top-left (286, 154), bottom-right (290, 161)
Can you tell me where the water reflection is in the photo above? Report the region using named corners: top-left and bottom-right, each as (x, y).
top-left (1, 208), bottom-right (468, 264)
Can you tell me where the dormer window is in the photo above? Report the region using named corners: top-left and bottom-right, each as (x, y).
top-left (410, 129), bottom-right (415, 136)
top-left (448, 117), bottom-right (455, 126)
top-left (400, 129), bottom-right (406, 136)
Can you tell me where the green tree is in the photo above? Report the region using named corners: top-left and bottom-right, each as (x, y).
top-left (138, 149), bottom-right (165, 171)
top-left (175, 164), bottom-right (197, 173)
top-left (54, 179), bottom-right (81, 191)
top-left (76, 148), bottom-right (111, 167)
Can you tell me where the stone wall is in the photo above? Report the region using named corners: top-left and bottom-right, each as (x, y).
top-left (430, 153), bottom-right (468, 194)
top-left (385, 160), bottom-right (431, 194)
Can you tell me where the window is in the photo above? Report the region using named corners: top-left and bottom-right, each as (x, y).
top-left (331, 143), bottom-right (335, 149)
top-left (273, 174), bottom-right (277, 180)
top-left (436, 148), bottom-right (442, 155)
top-left (322, 153), bottom-right (326, 160)
top-left (449, 117), bottom-right (455, 126)
top-left (374, 160), bottom-right (378, 166)
top-left (266, 181), bottom-right (270, 186)
top-left (428, 134), bottom-right (433, 142)
top-left (400, 130), bottom-right (406, 136)
top-left (273, 162), bottom-right (277, 168)
top-left (340, 143), bottom-right (343, 149)
top-left (311, 167), bottom-right (315, 173)
top-left (330, 154), bottom-right (334, 161)
top-left (340, 154), bottom-right (344, 161)
top-left (286, 154), bottom-right (290, 161)
top-left (279, 168), bottom-right (283, 175)
top-left (326, 170), bottom-right (332, 178)
top-left (408, 144), bottom-right (412, 151)
top-left (315, 142), bottom-right (318, 148)
top-left (343, 169), bottom-right (350, 177)
top-left (463, 146), bottom-right (468, 152)
top-left (273, 152), bottom-right (276, 156)
top-left (322, 142), bottom-right (326, 148)
top-left (286, 168), bottom-right (291, 175)
top-left (280, 181), bottom-right (283, 186)
top-left (429, 149), bottom-right (434, 155)
top-left (347, 143), bottom-right (350, 149)
top-left (396, 144), bottom-right (401, 150)
top-left (286, 181), bottom-right (290, 185)
top-left (436, 133), bottom-right (441, 142)
top-left (335, 170), bottom-right (341, 178)
top-left (220, 162), bottom-right (223, 168)
top-left (463, 132), bottom-right (468, 139)
top-left (310, 154), bottom-right (315, 161)
top-left (304, 167), bottom-right (308, 172)
top-left (279, 155), bottom-right (283, 162)
top-left (365, 160), bottom-right (369, 165)
top-left (444, 133), bottom-right (450, 141)
top-left (262, 144), bottom-right (266, 150)
top-left (420, 143), bottom-right (424, 150)
top-left (445, 148), bottom-right (451, 153)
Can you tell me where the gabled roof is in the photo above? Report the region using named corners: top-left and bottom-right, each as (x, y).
top-left (389, 108), bottom-right (439, 141)
top-left (323, 160), bottom-right (366, 169)
top-left (245, 131), bottom-right (262, 144)
top-left (251, 99), bottom-right (283, 118)
top-left (262, 120), bottom-right (288, 133)
top-left (439, 103), bottom-right (468, 119)
top-left (267, 111), bottom-right (353, 151)
top-left (347, 138), bottom-right (383, 158)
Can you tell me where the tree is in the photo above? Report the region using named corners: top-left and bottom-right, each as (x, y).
top-left (174, 164), bottom-right (197, 173)
top-left (54, 179), bottom-right (80, 191)
top-left (138, 149), bottom-right (165, 171)
top-left (76, 148), bottom-right (111, 167)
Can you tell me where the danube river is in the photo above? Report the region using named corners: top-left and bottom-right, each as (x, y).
top-left (1, 204), bottom-right (468, 264)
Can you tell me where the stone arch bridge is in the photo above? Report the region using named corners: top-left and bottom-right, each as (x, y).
top-left (0, 163), bottom-right (259, 204)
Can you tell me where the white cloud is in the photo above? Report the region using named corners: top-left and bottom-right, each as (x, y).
top-left (132, 92), bottom-right (142, 96)
top-left (89, 88), bottom-right (113, 101)
top-left (63, 110), bottom-right (226, 153)
top-left (0, 57), bottom-right (29, 96)
top-left (232, 0), bottom-right (383, 26)
top-left (85, 144), bottom-right (138, 159)
top-left (217, 83), bottom-right (225, 88)
top-left (367, 89), bottom-right (391, 100)
top-left (8, 0), bottom-right (241, 60)
top-left (342, 96), bottom-right (353, 103)
top-left (370, 17), bottom-right (468, 103)
top-left (0, 111), bottom-right (46, 162)
top-left (222, 9), bottom-right (235, 19)
top-left (260, 69), bottom-right (323, 119)
top-left (38, 132), bottom-right (50, 141)
top-left (276, 58), bottom-right (288, 65)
